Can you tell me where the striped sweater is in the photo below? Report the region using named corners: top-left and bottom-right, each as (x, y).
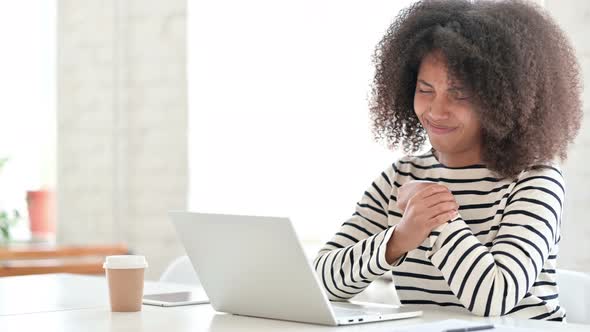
top-left (313, 152), bottom-right (565, 321)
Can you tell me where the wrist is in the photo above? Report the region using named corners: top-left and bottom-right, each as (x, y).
top-left (385, 227), bottom-right (405, 265)
top-left (396, 197), bottom-right (408, 212)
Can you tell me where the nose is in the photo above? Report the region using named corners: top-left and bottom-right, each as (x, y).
top-left (428, 96), bottom-right (451, 121)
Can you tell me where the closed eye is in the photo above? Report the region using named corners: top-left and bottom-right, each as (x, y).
top-left (449, 88), bottom-right (471, 100)
top-left (451, 92), bottom-right (471, 100)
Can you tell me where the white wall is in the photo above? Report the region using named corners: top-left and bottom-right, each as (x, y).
top-left (57, 0), bottom-right (187, 279)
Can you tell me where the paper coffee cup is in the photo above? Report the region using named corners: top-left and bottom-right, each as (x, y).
top-left (103, 255), bottom-right (148, 312)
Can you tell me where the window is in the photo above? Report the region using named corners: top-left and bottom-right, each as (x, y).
top-left (188, 1), bottom-right (417, 243)
top-left (0, 1), bottom-right (56, 239)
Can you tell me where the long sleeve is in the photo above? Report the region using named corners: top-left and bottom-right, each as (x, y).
top-left (313, 166), bottom-right (404, 301)
top-left (425, 167), bottom-right (564, 317)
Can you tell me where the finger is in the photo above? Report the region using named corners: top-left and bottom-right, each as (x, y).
top-left (422, 191), bottom-right (457, 208)
top-left (400, 181), bottom-right (435, 197)
top-left (412, 180), bottom-right (438, 186)
top-left (414, 184), bottom-right (449, 200)
top-left (407, 185), bottom-right (447, 209)
top-left (426, 201), bottom-right (459, 220)
top-left (429, 210), bottom-right (458, 228)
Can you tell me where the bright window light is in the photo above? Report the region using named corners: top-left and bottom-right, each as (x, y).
top-left (188, 1), bottom-right (417, 243)
top-left (0, 1), bottom-right (56, 226)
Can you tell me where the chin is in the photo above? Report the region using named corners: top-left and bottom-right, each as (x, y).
top-left (429, 140), bottom-right (456, 154)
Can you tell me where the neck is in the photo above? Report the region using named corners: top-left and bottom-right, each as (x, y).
top-left (434, 147), bottom-right (483, 168)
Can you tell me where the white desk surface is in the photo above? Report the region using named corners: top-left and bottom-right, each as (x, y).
top-left (0, 274), bottom-right (587, 332)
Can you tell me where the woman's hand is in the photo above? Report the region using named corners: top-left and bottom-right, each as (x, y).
top-left (386, 184), bottom-right (458, 264)
top-left (397, 180), bottom-right (438, 212)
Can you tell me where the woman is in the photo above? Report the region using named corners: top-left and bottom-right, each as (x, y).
top-left (314, 0), bottom-right (582, 321)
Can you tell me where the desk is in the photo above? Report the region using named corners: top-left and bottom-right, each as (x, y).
top-left (0, 274), bottom-right (587, 331)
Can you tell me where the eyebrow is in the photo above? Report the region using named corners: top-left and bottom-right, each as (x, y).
top-left (417, 79), bottom-right (465, 91)
top-left (417, 79), bottom-right (433, 88)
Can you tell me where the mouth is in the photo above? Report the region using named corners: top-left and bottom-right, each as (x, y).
top-left (424, 118), bottom-right (458, 135)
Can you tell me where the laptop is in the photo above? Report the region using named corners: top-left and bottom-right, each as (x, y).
top-left (168, 211), bottom-right (422, 326)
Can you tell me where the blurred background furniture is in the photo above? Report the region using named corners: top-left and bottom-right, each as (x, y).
top-left (556, 269), bottom-right (590, 324)
top-left (0, 243), bottom-right (129, 277)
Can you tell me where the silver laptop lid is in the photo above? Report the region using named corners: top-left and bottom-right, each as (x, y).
top-left (169, 211), bottom-right (337, 325)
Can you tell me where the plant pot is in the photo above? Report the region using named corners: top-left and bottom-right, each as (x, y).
top-left (26, 189), bottom-right (56, 237)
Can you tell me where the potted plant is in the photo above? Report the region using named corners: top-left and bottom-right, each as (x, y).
top-left (0, 209), bottom-right (20, 243)
top-left (26, 189), bottom-right (56, 237)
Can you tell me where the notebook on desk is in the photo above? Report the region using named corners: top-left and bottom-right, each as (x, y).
top-left (168, 211), bottom-right (423, 326)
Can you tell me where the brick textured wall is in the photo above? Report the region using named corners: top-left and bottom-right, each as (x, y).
top-left (58, 0), bottom-right (187, 279)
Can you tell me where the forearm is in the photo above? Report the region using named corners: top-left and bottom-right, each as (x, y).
top-left (314, 227), bottom-right (398, 301)
top-left (426, 217), bottom-right (550, 316)
top-left (313, 163), bottom-right (401, 300)
top-left (385, 225), bottom-right (407, 264)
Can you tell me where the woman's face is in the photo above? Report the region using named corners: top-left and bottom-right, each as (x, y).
top-left (413, 51), bottom-right (483, 159)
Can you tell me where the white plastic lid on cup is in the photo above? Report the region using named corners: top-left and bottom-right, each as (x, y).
top-left (103, 255), bottom-right (148, 269)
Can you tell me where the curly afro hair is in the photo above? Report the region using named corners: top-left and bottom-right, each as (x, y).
top-left (369, 0), bottom-right (583, 178)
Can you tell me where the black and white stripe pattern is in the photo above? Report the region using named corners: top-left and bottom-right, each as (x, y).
top-left (314, 152), bottom-right (565, 321)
